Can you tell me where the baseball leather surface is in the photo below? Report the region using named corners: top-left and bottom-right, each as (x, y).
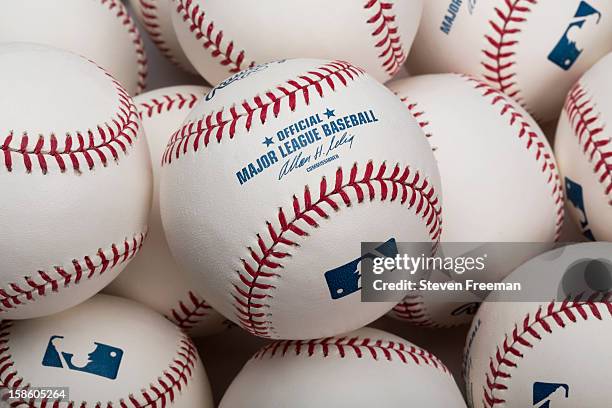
top-left (463, 242), bottom-right (612, 408)
top-left (388, 74), bottom-right (564, 328)
top-left (160, 58), bottom-right (442, 340)
top-left (0, 294), bottom-right (214, 406)
top-left (0, 43), bottom-right (152, 320)
top-left (128, 0), bottom-right (197, 73)
top-left (220, 327), bottom-right (467, 407)
top-left (0, 0), bottom-right (148, 95)
top-left (555, 52), bottom-right (612, 242)
top-left (171, 0), bottom-right (424, 84)
top-left (408, 0), bottom-right (612, 122)
top-left (105, 85), bottom-right (228, 338)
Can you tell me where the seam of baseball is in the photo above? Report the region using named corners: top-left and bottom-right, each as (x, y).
top-left (1, 72), bottom-right (140, 175)
top-left (465, 76), bottom-right (565, 240)
top-left (0, 321), bottom-right (198, 407)
top-left (175, 0), bottom-right (256, 76)
top-left (482, 294), bottom-right (612, 407)
top-left (564, 82), bottom-right (612, 203)
top-left (161, 60), bottom-right (366, 166)
top-left (102, 0), bottom-right (148, 94)
top-left (169, 291), bottom-right (213, 331)
top-left (234, 161), bottom-right (442, 338)
top-left (138, 0), bottom-right (183, 66)
top-left (390, 295), bottom-right (445, 328)
top-left (364, 0), bottom-right (406, 77)
top-left (137, 91), bottom-right (201, 119)
top-left (0, 232), bottom-right (146, 314)
top-left (481, 0), bottom-right (536, 104)
top-left (253, 335), bottom-right (451, 375)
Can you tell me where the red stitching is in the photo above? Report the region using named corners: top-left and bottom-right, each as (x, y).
top-left (169, 291), bottom-right (213, 331)
top-left (161, 60), bottom-right (366, 165)
top-left (102, 0), bottom-right (148, 94)
top-left (401, 98), bottom-right (437, 152)
top-left (364, 0), bottom-right (406, 76)
top-left (390, 296), bottom-right (443, 328)
top-left (465, 76), bottom-right (565, 240)
top-left (1, 74), bottom-right (140, 175)
top-left (481, 294), bottom-right (612, 407)
top-left (482, 0), bottom-right (536, 102)
top-left (0, 320), bottom-right (199, 407)
top-left (253, 335), bottom-right (451, 374)
top-left (138, 91), bottom-right (201, 119)
top-left (138, 0), bottom-right (183, 68)
top-left (564, 83), bottom-right (612, 202)
top-left (175, 0), bottom-right (255, 75)
top-left (0, 233), bottom-right (146, 315)
top-left (234, 161), bottom-right (442, 338)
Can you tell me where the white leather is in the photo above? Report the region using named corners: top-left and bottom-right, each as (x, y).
top-left (0, 43), bottom-right (152, 319)
top-left (128, 0), bottom-right (197, 73)
top-left (555, 52), bottom-right (612, 242)
top-left (0, 294), bottom-right (214, 406)
top-left (408, 0), bottom-right (612, 122)
top-left (464, 242), bottom-right (612, 408)
top-left (171, 0), bottom-right (423, 85)
top-left (220, 326), bottom-right (467, 408)
top-left (105, 85), bottom-right (228, 338)
top-left (388, 74), bottom-right (563, 328)
top-left (160, 59), bottom-right (442, 340)
top-left (0, 0), bottom-right (148, 95)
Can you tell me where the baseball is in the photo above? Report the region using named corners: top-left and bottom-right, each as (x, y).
top-left (0, 294), bottom-right (214, 406)
top-left (128, 0), bottom-right (197, 73)
top-left (463, 242), bottom-right (612, 407)
top-left (105, 85), bottom-right (228, 338)
top-left (219, 327), bottom-right (466, 407)
top-left (0, 43), bottom-right (152, 320)
top-left (408, 0), bottom-right (612, 122)
top-left (388, 74), bottom-right (564, 328)
top-left (160, 59), bottom-right (442, 340)
top-left (171, 0), bottom-right (424, 85)
top-left (0, 0), bottom-right (148, 95)
top-left (555, 52), bottom-right (612, 242)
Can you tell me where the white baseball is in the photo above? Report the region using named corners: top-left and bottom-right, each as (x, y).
top-left (105, 85), bottom-right (228, 338)
top-left (0, 43), bottom-right (152, 320)
top-left (388, 74), bottom-right (564, 328)
top-left (463, 242), bottom-right (612, 407)
top-left (219, 327), bottom-right (466, 407)
top-left (408, 0), bottom-right (612, 122)
top-left (171, 0), bottom-right (423, 85)
top-left (0, 294), bottom-right (214, 406)
top-left (128, 0), bottom-right (197, 73)
top-left (0, 0), bottom-right (148, 95)
top-left (555, 52), bottom-right (612, 242)
top-left (160, 59), bottom-right (442, 340)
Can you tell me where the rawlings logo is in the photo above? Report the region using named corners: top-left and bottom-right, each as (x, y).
top-left (205, 60), bottom-right (284, 101)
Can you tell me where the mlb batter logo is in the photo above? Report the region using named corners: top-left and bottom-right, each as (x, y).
top-left (548, 1), bottom-right (602, 70)
top-left (533, 382), bottom-right (570, 407)
top-left (42, 335), bottom-right (124, 380)
top-left (565, 177), bottom-right (596, 241)
top-left (324, 238), bottom-right (398, 300)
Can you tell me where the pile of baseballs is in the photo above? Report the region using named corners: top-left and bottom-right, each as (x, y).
top-left (0, 1), bottom-right (610, 407)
